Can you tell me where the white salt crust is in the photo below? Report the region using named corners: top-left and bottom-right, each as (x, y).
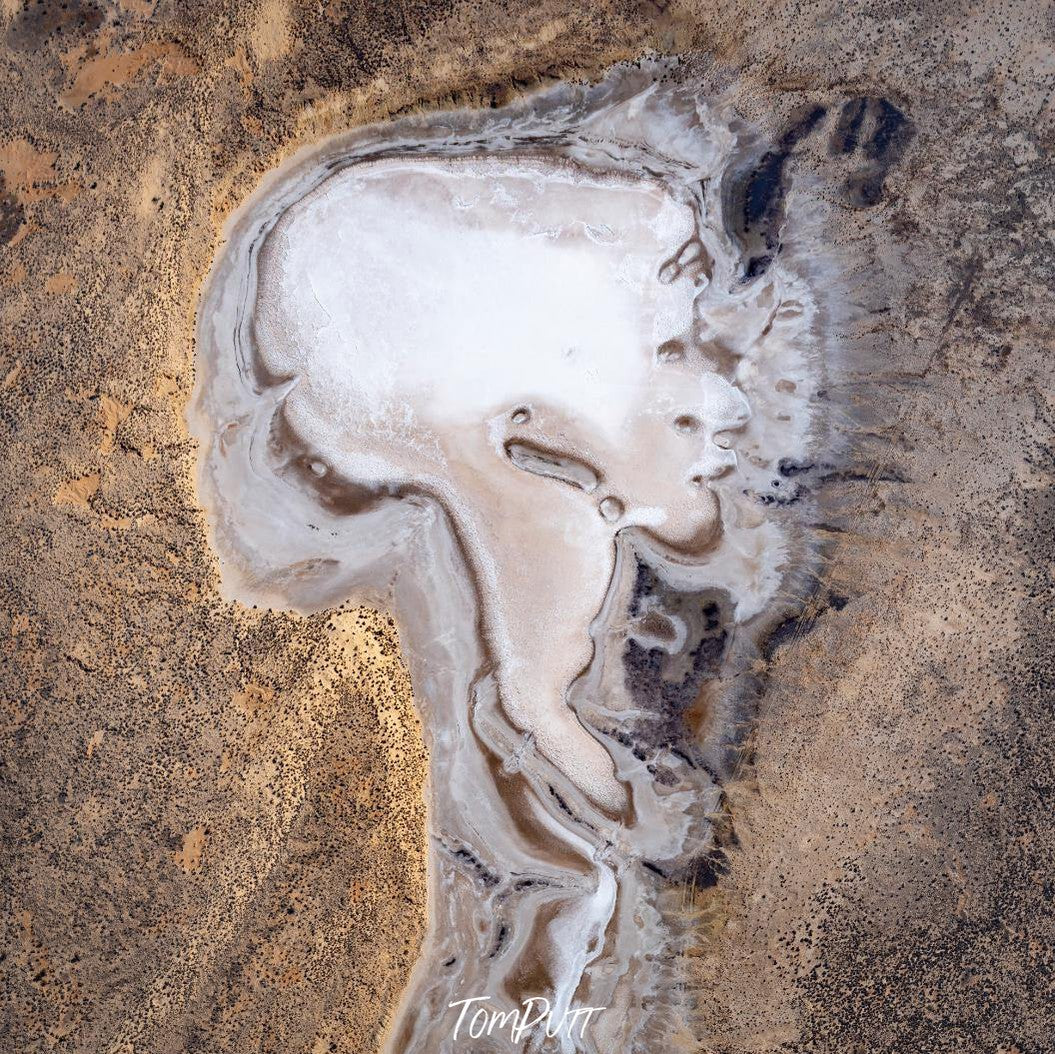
top-left (189, 63), bottom-right (835, 1054)
top-left (255, 156), bottom-right (760, 810)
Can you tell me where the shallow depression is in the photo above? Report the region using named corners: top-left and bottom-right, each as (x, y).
top-left (256, 153), bottom-right (752, 811)
top-left (189, 61), bottom-right (831, 1054)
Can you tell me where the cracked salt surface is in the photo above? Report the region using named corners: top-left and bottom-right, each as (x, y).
top-left (190, 61), bottom-right (835, 1054)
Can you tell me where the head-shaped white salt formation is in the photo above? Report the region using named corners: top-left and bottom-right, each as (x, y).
top-left (193, 68), bottom-right (826, 827)
top-left (254, 156), bottom-right (760, 810)
top-left (191, 69), bottom-right (832, 1054)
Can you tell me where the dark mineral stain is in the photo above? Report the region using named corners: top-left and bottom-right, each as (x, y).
top-left (623, 558), bottom-right (731, 757)
top-left (830, 97), bottom-right (914, 209)
top-left (724, 106), bottom-right (826, 277)
top-left (449, 845), bottom-right (500, 887)
top-left (623, 613), bottom-right (727, 726)
top-left (762, 590), bottom-right (850, 660)
top-left (681, 847), bottom-right (729, 889)
top-left (845, 169), bottom-right (884, 208)
top-left (742, 152), bottom-right (786, 233)
top-left (778, 458), bottom-right (816, 477)
top-left (548, 783), bottom-right (576, 820)
top-left (865, 98), bottom-right (912, 164)
top-left (743, 252), bottom-right (773, 280)
top-left (779, 105), bottom-right (828, 151)
top-left (763, 611), bottom-right (816, 659)
top-left (754, 483), bottom-right (804, 507)
top-left (488, 922), bottom-right (508, 958)
top-left (646, 762), bottom-right (679, 786)
top-left (669, 792), bottom-right (738, 889)
top-left (728, 95), bottom-right (913, 263)
top-left (267, 406), bottom-right (386, 516)
top-left (817, 466), bottom-right (909, 485)
top-left (830, 98), bottom-right (868, 155)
